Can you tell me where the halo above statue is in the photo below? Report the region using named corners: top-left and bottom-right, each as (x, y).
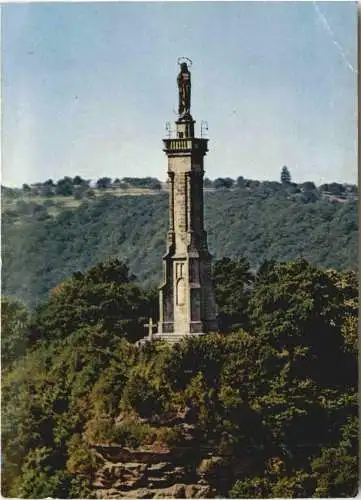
top-left (177, 57), bottom-right (193, 68)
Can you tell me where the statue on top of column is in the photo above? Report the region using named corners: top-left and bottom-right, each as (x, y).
top-left (177, 61), bottom-right (191, 117)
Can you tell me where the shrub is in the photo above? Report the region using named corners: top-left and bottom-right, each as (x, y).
top-left (122, 370), bottom-right (167, 418)
top-left (85, 417), bottom-right (115, 444)
top-left (156, 425), bottom-right (184, 447)
top-left (67, 434), bottom-right (96, 475)
top-left (113, 420), bottom-right (156, 448)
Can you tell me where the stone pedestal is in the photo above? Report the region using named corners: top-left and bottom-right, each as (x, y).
top-left (157, 115), bottom-right (218, 340)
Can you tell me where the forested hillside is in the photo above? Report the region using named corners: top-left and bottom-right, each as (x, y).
top-left (2, 258), bottom-right (358, 498)
top-left (2, 180), bottom-right (357, 308)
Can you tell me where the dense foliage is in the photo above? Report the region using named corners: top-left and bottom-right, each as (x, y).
top-left (2, 257), bottom-right (358, 498)
top-left (29, 259), bottom-right (157, 344)
top-left (2, 179), bottom-right (357, 308)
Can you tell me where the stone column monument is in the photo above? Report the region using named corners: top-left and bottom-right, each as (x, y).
top-left (154, 60), bottom-right (218, 342)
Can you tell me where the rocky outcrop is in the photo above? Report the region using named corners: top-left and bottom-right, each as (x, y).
top-left (92, 444), bottom-right (216, 498)
top-left (88, 409), bottom-right (261, 498)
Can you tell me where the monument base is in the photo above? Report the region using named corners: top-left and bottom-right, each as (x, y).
top-left (137, 332), bottom-right (208, 346)
top-left (153, 332), bottom-right (208, 343)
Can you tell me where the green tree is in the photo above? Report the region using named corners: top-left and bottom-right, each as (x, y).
top-left (122, 368), bottom-right (167, 418)
top-left (96, 177), bottom-right (112, 190)
top-left (300, 181), bottom-right (316, 191)
top-left (324, 268), bottom-right (358, 354)
top-left (15, 447), bottom-right (72, 498)
top-left (1, 297), bottom-right (30, 369)
top-left (311, 417), bottom-right (358, 497)
top-left (213, 257), bottom-right (254, 332)
top-left (2, 315), bottom-right (134, 497)
top-left (249, 259), bottom-right (356, 387)
top-left (73, 175), bottom-right (88, 186)
top-left (55, 177), bottom-right (74, 196)
top-left (280, 166), bottom-right (291, 184)
top-left (248, 260), bottom-right (357, 459)
top-left (22, 183), bottom-right (32, 194)
top-left (30, 259), bottom-right (152, 343)
top-left (213, 177), bottom-right (234, 189)
top-left (236, 176), bottom-right (246, 188)
top-left (2, 344), bottom-right (59, 496)
top-left (229, 470), bottom-right (315, 498)
top-left (327, 183), bottom-right (345, 196)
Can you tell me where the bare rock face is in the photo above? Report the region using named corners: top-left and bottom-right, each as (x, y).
top-left (88, 408), bottom-right (258, 498)
top-left (92, 444), bottom-right (217, 499)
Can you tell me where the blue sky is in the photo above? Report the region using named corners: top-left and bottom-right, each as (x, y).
top-left (2, 1), bottom-right (357, 187)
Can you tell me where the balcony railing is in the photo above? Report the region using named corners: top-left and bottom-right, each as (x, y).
top-left (163, 138), bottom-right (208, 153)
